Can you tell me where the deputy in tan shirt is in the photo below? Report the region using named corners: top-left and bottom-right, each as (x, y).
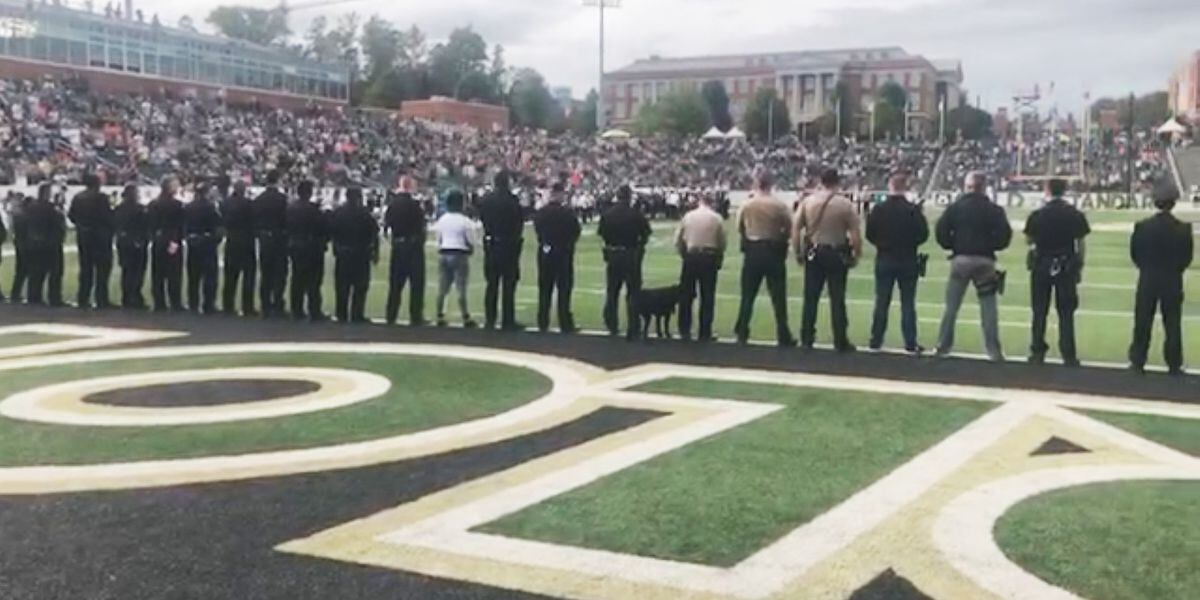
top-left (733, 169), bottom-right (797, 347)
top-left (793, 168), bottom-right (861, 352)
top-left (675, 195), bottom-right (726, 341)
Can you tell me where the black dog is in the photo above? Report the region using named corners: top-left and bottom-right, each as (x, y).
top-left (632, 285), bottom-right (681, 339)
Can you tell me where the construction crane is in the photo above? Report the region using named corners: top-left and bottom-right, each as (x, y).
top-left (270, 0), bottom-right (365, 20)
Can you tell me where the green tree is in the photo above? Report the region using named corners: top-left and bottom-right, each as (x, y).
top-left (872, 101), bottom-right (903, 139)
top-left (1091, 92), bottom-right (1170, 130)
top-left (829, 80), bottom-right (855, 138)
top-left (508, 68), bottom-right (563, 130)
top-left (429, 27), bottom-right (490, 100)
top-left (879, 81), bottom-right (909, 112)
top-left (634, 88), bottom-right (708, 137)
top-left (742, 88), bottom-right (791, 141)
top-left (361, 16), bottom-right (402, 80)
top-left (700, 80), bottom-right (733, 132)
top-left (570, 89), bottom-right (599, 136)
top-left (944, 105), bottom-right (994, 141)
top-left (206, 6), bottom-right (290, 46)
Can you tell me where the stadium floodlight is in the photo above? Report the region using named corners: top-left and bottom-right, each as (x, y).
top-left (583, 0), bottom-right (622, 133)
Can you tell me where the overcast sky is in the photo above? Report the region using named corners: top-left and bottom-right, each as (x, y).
top-left (158, 0), bottom-right (1195, 114)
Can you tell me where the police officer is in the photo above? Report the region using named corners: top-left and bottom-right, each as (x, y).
top-left (598, 184), bottom-right (651, 339)
top-left (254, 170), bottom-right (289, 318)
top-left (1128, 182), bottom-right (1194, 376)
top-left (68, 173), bottom-right (115, 309)
top-left (22, 183), bottom-right (66, 305)
top-left (146, 176), bottom-right (186, 312)
top-left (733, 169), bottom-right (797, 347)
top-left (478, 171), bottom-right (526, 331)
top-left (184, 180), bottom-right (224, 314)
top-left (221, 178), bottom-right (257, 316)
top-left (0, 199), bottom-right (6, 301)
top-left (383, 176), bottom-right (427, 326)
top-left (286, 179), bottom-right (328, 322)
top-left (1024, 178), bottom-right (1090, 367)
top-left (8, 194), bottom-right (29, 303)
top-left (533, 182), bottom-right (581, 334)
top-left (794, 168), bottom-right (862, 352)
top-left (46, 188), bottom-right (67, 307)
top-left (674, 194), bottom-right (726, 342)
top-left (331, 186), bottom-right (378, 324)
top-left (865, 172), bottom-right (929, 355)
top-left (114, 184), bottom-right (148, 309)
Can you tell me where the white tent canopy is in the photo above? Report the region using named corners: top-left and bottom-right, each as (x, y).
top-left (1158, 119), bottom-right (1187, 135)
top-left (701, 127), bottom-right (726, 140)
top-left (725, 126), bottom-right (747, 139)
top-left (600, 128), bottom-right (632, 139)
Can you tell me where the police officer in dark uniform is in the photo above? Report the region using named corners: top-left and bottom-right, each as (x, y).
top-left (0, 200), bottom-right (6, 301)
top-left (1024, 178), bottom-right (1090, 367)
top-left (46, 188), bottom-right (67, 307)
top-left (478, 170), bottom-right (526, 331)
top-left (221, 178), bottom-right (257, 316)
top-left (866, 172), bottom-right (929, 354)
top-left (286, 179), bottom-right (328, 322)
top-left (22, 183), bottom-right (66, 305)
top-left (533, 182), bottom-right (581, 333)
top-left (146, 176), bottom-right (186, 311)
top-left (598, 184), bottom-right (651, 339)
top-left (68, 173), bottom-right (115, 309)
top-left (184, 180), bottom-right (224, 314)
top-left (383, 176), bottom-right (427, 326)
top-left (8, 194), bottom-right (29, 303)
top-left (1128, 182), bottom-right (1194, 376)
top-left (254, 170), bottom-right (289, 318)
top-left (114, 184), bottom-right (148, 309)
top-left (331, 186), bottom-right (378, 324)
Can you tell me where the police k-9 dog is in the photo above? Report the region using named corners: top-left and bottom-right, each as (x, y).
top-left (632, 285), bottom-right (681, 339)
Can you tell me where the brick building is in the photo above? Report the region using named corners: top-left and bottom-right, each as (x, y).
top-left (400, 97), bottom-right (510, 131)
top-left (603, 46), bottom-right (963, 138)
top-left (1168, 50), bottom-right (1200, 124)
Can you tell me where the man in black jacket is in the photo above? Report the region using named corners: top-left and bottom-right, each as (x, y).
top-left (478, 171), bottom-right (526, 331)
top-left (8, 194), bottom-right (29, 303)
top-left (934, 172), bottom-right (1012, 362)
top-left (68, 173), bottom-right (114, 309)
top-left (114, 184), bottom-right (148, 309)
top-left (286, 179), bottom-right (328, 322)
top-left (253, 170), bottom-right (289, 318)
top-left (383, 176), bottom-right (427, 326)
top-left (0, 198), bottom-right (6, 301)
top-left (866, 173), bottom-right (929, 354)
top-left (331, 186), bottom-right (378, 324)
top-left (598, 184), bottom-right (651, 339)
top-left (1128, 182), bottom-right (1194, 375)
top-left (533, 183), bottom-right (581, 333)
top-left (1024, 178), bottom-right (1090, 367)
top-left (146, 176), bottom-right (186, 311)
top-left (184, 180), bottom-right (224, 314)
top-left (221, 178), bottom-right (257, 316)
top-left (23, 184), bottom-right (66, 306)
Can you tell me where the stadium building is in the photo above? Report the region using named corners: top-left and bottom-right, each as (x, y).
top-left (1168, 50), bottom-right (1200, 125)
top-left (0, 0), bottom-right (349, 108)
top-left (603, 46), bottom-right (963, 137)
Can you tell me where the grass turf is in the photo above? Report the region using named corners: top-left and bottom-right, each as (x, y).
top-left (478, 377), bottom-right (992, 566)
top-left (2, 208), bottom-right (1195, 365)
top-left (0, 352), bottom-right (550, 466)
top-left (995, 480), bottom-right (1200, 600)
top-left (0, 332), bottom-right (77, 348)
top-left (1081, 410), bottom-right (1200, 457)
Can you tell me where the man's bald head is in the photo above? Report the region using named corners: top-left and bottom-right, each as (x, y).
top-left (888, 172), bottom-right (910, 194)
top-left (965, 171), bottom-right (987, 193)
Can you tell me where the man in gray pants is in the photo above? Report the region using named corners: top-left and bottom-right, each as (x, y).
top-left (934, 172), bottom-right (1012, 362)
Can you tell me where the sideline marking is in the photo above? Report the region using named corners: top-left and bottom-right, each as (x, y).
top-left (0, 367), bottom-right (391, 426)
top-left (0, 323), bottom-right (183, 358)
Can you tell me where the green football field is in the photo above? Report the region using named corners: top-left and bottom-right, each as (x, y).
top-left (2, 207), bottom-right (1195, 366)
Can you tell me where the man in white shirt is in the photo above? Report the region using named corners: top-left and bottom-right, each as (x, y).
top-left (431, 190), bottom-right (478, 328)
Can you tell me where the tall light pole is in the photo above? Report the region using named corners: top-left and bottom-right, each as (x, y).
top-left (584, 0), bottom-right (621, 133)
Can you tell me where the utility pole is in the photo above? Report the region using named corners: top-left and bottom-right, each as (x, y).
top-left (767, 94), bottom-right (775, 145)
top-left (869, 101), bottom-right (876, 143)
top-left (1126, 91), bottom-right (1135, 200)
top-left (584, 0), bottom-right (621, 133)
top-left (835, 97), bottom-right (842, 139)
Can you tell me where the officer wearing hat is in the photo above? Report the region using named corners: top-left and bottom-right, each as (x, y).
top-left (331, 186), bottom-right (378, 324)
top-left (67, 173), bottom-right (114, 309)
top-left (383, 175), bottom-right (427, 326)
top-left (114, 184), bottom-right (148, 309)
top-left (183, 180), bottom-right (224, 314)
top-left (533, 182), bottom-right (581, 333)
top-left (146, 176), bottom-right (186, 311)
top-left (1024, 178), bottom-right (1090, 367)
top-left (286, 179), bottom-right (329, 322)
top-left (1128, 181), bottom-right (1194, 375)
top-left (598, 184), bottom-right (651, 339)
top-left (254, 170), bottom-right (289, 318)
top-left (478, 170), bottom-right (526, 331)
top-left (221, 178), bottom-right (257, 316)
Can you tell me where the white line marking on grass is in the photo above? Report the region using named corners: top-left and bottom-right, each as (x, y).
top-left (0, 323), bottom-right (184, 358)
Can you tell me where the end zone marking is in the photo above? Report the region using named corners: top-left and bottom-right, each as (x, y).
top-left (0, 323), bottom-right (184, 358)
